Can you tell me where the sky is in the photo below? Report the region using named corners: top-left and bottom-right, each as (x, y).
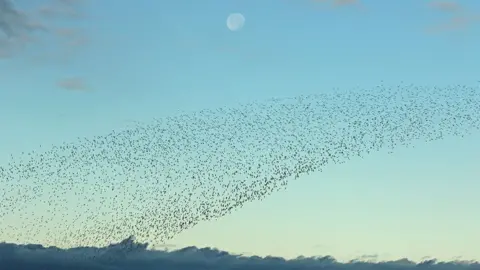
top-left (1, 0), bottom-right (480, 263)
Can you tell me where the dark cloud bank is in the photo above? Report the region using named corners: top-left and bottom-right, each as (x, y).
top-left (0, 237), bottom-right (478, 270)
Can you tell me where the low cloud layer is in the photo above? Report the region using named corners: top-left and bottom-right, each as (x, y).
top-left (0, 237), bottom-right (478, 270)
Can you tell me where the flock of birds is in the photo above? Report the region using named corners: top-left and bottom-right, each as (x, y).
top-left (0, 83), bottom-right (479, 249)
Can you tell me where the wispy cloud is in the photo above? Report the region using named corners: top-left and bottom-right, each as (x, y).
top-left (429, 1), bottom-right (462, 12)
top-left (57, 77), bottom-right (89, 91)
top-left (310, 0), bottom-right (363, 9)
top-left (426, 1), bottom-right (480, 33)
top-left (0, 0), bottom-right (88, 57)
top-left (1, 0), bottom-right (90, 90)
top-left (0, 0), bottom-right (33, 37)
top-left (304, 0), bottom-right (368, 15)
top-left (307, 0), bottom-right (478, 34)
top-left (332, 0), bottom-right (360, 7)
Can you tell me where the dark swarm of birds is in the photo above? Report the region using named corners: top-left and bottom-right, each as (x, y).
top-left (0, 83), bottom-right (479, 251)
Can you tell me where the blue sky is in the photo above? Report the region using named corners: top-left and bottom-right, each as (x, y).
top-left (1, 0), bottom-right (480, 262)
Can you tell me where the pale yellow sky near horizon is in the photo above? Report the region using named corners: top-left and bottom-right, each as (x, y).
top-left (166, 133), bottom-right (480, 263)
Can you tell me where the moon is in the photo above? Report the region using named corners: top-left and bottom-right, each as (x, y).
top-left (226, 13), bottom-right (245, 31)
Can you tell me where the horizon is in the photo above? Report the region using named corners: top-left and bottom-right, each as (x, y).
top-left (1, 0), bottom-right (479, 267)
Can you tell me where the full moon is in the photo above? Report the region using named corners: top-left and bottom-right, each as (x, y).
top-left (226, 13), bottom-right (245, 31)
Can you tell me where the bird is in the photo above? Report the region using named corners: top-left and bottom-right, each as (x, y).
top-left (0, 82), bottom-right (479, 250)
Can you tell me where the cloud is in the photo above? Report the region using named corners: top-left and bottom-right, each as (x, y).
top-left (0, 0), bottom-right (93, 90)
top-left (310, 0), bottom-right (362, 8)
top-left (57, 77), bottom-right (89, 91)
top-left (429, 1), bottom-right (462, 12)
top-left (306, 0), bottom-right (478, 34)
top-left (332, 0), bottom-right (360, 7)
top-left (426, 1), bottom-right (480, 33)
top-left (0, 0), bottom-right (42, 56)
top-left (433, 14), bottom-right (480, 32)
top-left (0, 0), bottom-right (88, 62)
top-left (0, 0), bottom-right (33, 38)
top-left (0, 236), bottom-right (478, 270)
top-left (304, 0), bottom-right (368, 14)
